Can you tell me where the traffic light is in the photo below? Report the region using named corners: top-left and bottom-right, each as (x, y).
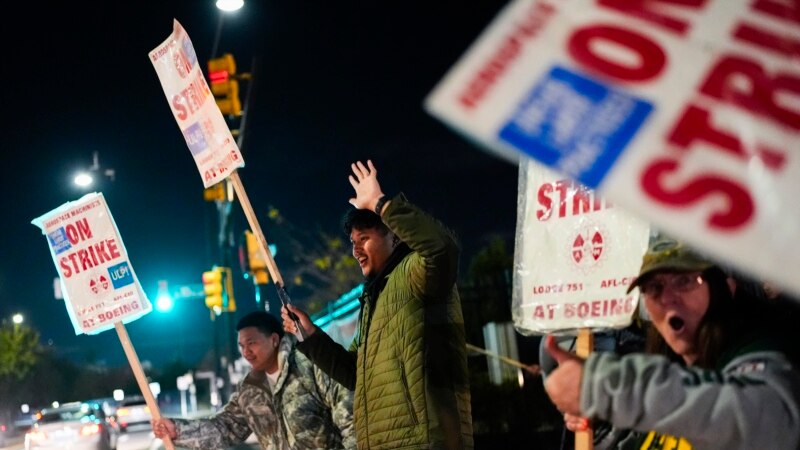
top-left (203, 181), bottom-right (227, 202)
top-left (208, 53), bottom-right (241, 117)
top-left (202, 268), bottom-right (223, 312)
top-left (203, 267), bottom-right (236, 314)
top-left (243, 230), bottom-right (271, 285)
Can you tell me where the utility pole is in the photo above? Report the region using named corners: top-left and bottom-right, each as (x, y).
top-left (203, 51), bottom-right (256, 401)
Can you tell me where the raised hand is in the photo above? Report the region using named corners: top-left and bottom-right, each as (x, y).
top-left (543, 335), bottom-right (586, 416)
top-left (348, 160), bottom-right (384, 211)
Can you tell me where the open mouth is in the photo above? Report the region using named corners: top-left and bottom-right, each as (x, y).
top-left (668, 316), bottom-right (685, 332)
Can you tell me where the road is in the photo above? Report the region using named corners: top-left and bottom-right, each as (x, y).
top-left (0, 429), bottom-right (259, 450)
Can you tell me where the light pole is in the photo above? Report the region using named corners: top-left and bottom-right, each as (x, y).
top-left (208, 0), bottom-right (246, 403)
top-left (211, 0), bottom-right (245, 60)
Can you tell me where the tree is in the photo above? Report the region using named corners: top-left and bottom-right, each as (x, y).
top-left (262, 206), bottom-right (363, 313)
top-left (462, 235), bottom-right (514, 327)
top-left (0, 321), bottom-right (39, 379)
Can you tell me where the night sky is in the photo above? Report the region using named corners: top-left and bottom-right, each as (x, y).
top-left (1, 1), bottom-right (519, 367)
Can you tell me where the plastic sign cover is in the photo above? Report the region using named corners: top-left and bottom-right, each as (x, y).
top-left (513, 161), bottom-right (649, 334)
top-left (149, 20), bottom-right (244, 188)
top-left (426, 0), bottom-right (800, 298)
top-left (32, 193), bottom-right (152, 335)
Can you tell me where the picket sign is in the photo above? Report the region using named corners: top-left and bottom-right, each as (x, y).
top-left (149, 21), bottom-right (305, 337)
top-left (511, 161), bottom-right (649, 335)
top-left (425, 0), bottom-right (800, 300)
top-left (32, 193), bottom-right (174, 450)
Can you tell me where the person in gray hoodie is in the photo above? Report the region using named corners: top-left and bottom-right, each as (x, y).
top-left (544, 236), bottom-right (800, 450)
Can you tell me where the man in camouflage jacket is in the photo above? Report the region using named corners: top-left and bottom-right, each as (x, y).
top-left (152, 311), bottom-right (356, 450)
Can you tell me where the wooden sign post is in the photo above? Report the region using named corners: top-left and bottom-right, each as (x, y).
top-left (575, 329), bottom-right (594, 450)
top-left (115, 322), bottom-right (175, 450)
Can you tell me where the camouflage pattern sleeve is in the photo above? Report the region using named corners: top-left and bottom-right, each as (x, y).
top-left (315, 365), bottom-right (357, 449)
top-left (171, 389), bottom-right (253, 449)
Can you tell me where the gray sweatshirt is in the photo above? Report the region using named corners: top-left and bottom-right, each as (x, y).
top-left (582, 349), bottom-right (800, 450)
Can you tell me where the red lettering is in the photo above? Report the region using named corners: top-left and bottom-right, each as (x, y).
top-left (59, 258), bottom-right (73, 278)
top-left (76, 218), bottom-right (92, 241)
top-left (641, 158), bottom-right (755, 230)
top-left (67, 253), bottom-right (80, 275)
top-left (65, 224), bottom-right (79, 245)
top-left (700, 55), bottom-right (800, 133)
top-left (598, 0), bottom-right (708, 36)
top-left (669, 105), bottom-right (787, 170)
top-left (172, 94), bottom-right (188, 121)
top-left (56, 239), bottom-right (121, 279)
top-left (78, 249), bottom-right (94, 272)
top-left (537, 183), bottom-right (553, 220)
top-left (555, 180), bottom-right (569, 218)
top-left (572, 185), bottom-right (601, 216)
top-left (532, 303), bottom-right (558, 319)
top-left (753, 0), bottom-right (800, 25)
top-left (93, 240), bottom-right (113, 264)
top-left (734, 22), bottom-right (800, 57)
top-left (537, 180), bottom-right (611, 220)
top-left (568, 25), bottom-right (666, 82)
top-left (458, 2), bottom-right (555, 109)
top-left (106, 239), bottom-right (121, 259)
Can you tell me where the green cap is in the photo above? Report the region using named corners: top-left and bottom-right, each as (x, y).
top-left (627, 237), bottom-right (714, 294)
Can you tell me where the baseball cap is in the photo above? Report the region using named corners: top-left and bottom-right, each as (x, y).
top-left (627, 237), bottom-right (715, 294)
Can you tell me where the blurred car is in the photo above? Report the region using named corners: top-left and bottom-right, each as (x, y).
top-left (0, 421), bottom-right (13, 446)
top-left (113, 397), bottom-right (151, 433)
top-left (25, 402), bottom-right (118, 450)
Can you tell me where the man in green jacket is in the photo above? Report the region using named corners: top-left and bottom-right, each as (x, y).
top-left (282, 160), bottom-right (474, 449)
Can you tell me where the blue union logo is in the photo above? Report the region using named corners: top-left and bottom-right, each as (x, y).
top-left (498, 66), bottom-right (653, 188)
top-left (108, 262), bottom-right (134, 289)
top-left (48, 228), bottom-right (72, 255)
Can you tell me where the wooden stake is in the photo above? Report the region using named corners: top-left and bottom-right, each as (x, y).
top-left (229, 171), bottom-right (283, 286)
top-left (575, 328), bottom-right (594, 450)
top-left (465, 343), bottom-right (539, 374)
top-left (229, 170), bottom-right (306, 338)
top-left (114, 321), bottom-right (174, 450)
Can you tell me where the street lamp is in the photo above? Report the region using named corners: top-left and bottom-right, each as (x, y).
top-left (216, 0), bottom-right (244, 12)
top-left (211, 0), bottom-right (245, 60)
top-left (73, 151), bottom-right (115, 189)
top-left (156, 280), bottom-right (174, 313)
top-left (12, 313), bottom-right (23, 325)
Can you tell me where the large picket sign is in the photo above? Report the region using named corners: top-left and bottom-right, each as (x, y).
top-left (513, 161), bottom-right (649, 334)
top-left (426, 0), bottom-right (800, 298)
top-left (32, 193), bottom-right (151, 335)
top-left (149, 21), bottom-right (306, 337)
top-left (149, 19), bottom-right (244, 188)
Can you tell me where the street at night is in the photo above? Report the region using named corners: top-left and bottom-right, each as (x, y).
top-left (2, 0), bottom-right (799, 449)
